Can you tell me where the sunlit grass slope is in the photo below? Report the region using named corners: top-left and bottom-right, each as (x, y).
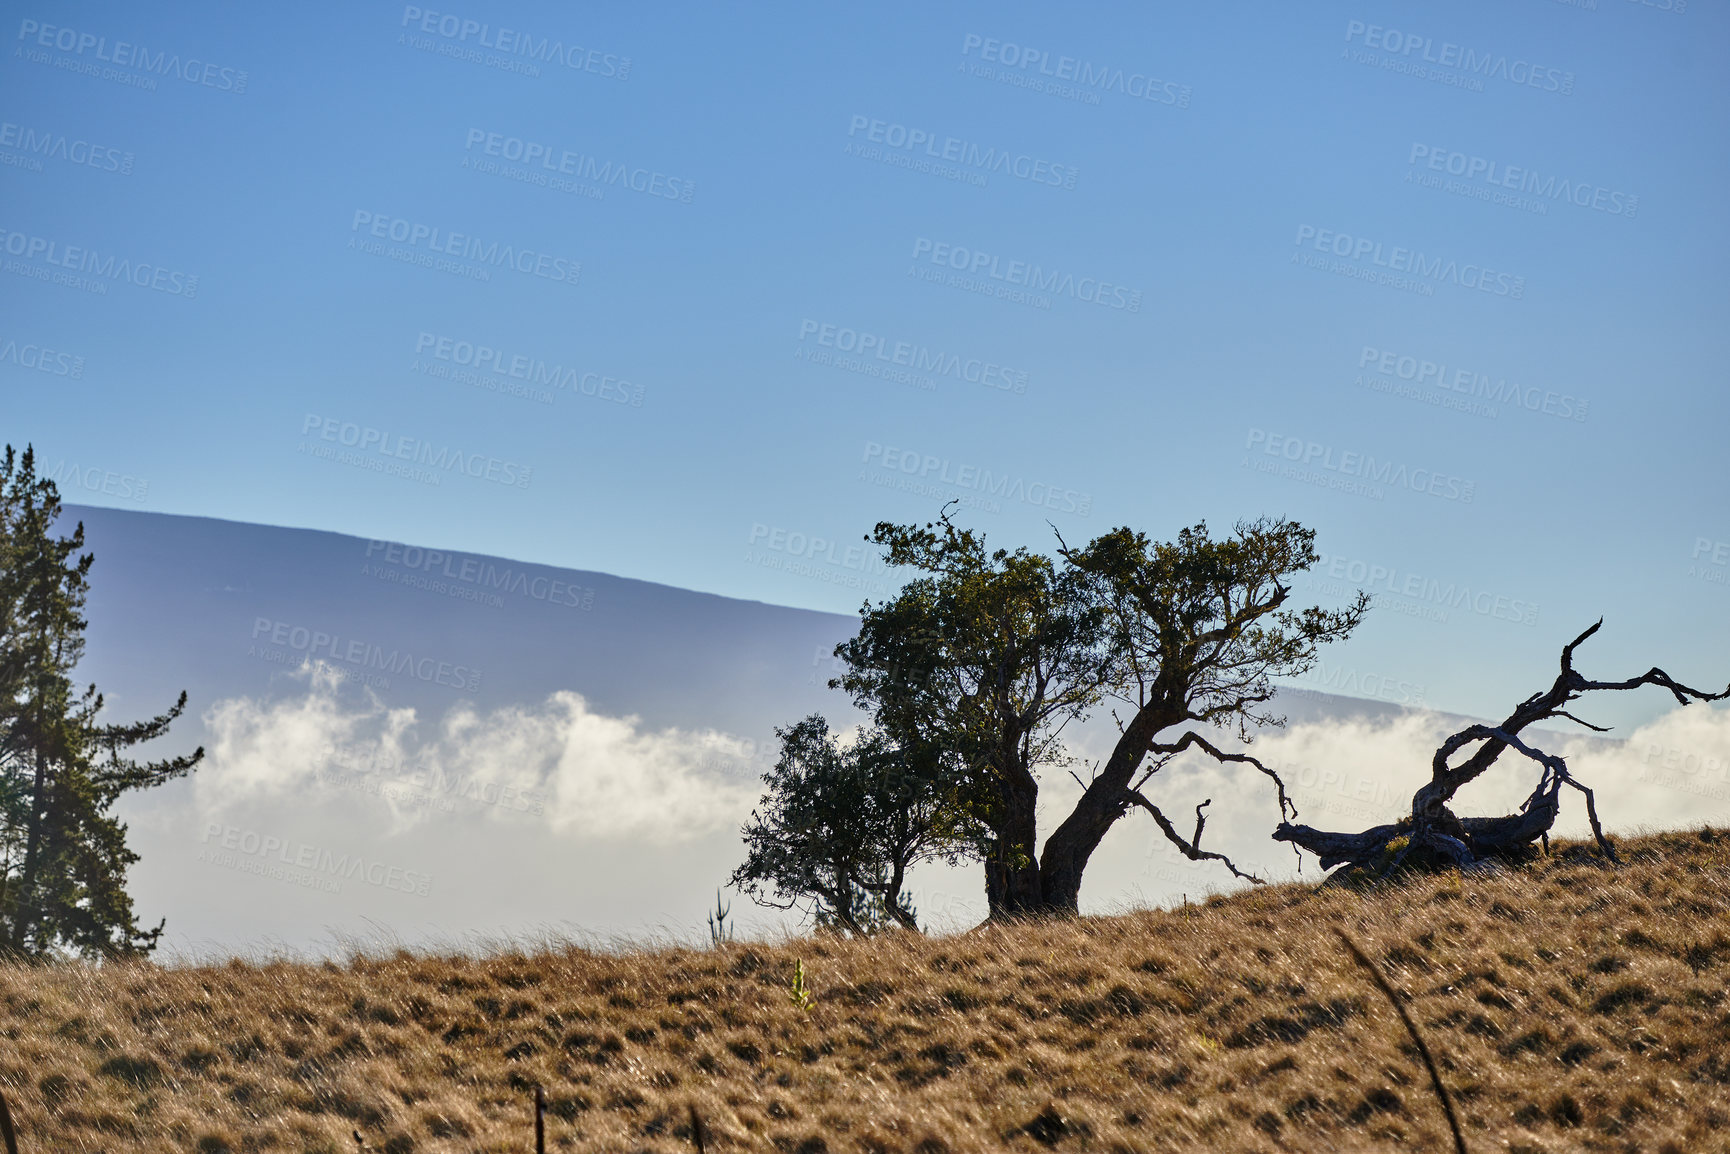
top-left (3, 827), bottom-right (1728, 1152)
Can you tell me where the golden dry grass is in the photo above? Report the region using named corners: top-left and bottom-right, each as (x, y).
top-left (3, 828), bottom-right (1729, 1153)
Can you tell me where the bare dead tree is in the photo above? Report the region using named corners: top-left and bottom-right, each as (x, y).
top-left (1275, 620), bottom-right (1728, 880)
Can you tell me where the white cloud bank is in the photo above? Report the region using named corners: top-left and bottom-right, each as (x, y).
top-left (1173, 702), bottom-right (1730, 850)
top-left (195, 663), bottom-right (1730, 920)
top-left (198, 663), bottom-right (763, 843)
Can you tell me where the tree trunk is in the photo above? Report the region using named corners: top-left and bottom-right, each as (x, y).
top-left (9, 748), bottom-right (47, 953)
top-left (983, 774), bottom-right (1043, 918)
top-left (882, 856), bottom-right (919, 931)
top-left (1037, 703), bottom-right (1180, 914)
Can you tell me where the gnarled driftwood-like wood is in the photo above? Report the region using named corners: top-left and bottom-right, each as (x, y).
top-left (1274, 620), bottom-right (1727, 879)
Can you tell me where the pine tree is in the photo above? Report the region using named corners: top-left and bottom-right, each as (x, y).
top-left (0, 445), bottom-right (203, 958)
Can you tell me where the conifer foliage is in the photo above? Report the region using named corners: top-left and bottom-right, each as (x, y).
top-left (0, 445), bottom-right (203, 958)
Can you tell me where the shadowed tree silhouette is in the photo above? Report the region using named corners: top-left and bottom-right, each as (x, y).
top-left (730, 715), bottom-right (979, 934)
top-left (831, 507), bottom-right (1365, 919)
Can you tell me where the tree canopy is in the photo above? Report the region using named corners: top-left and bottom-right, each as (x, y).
top-left (768, 507), bottom-right (1367, 922)
top-left (728, 715), bottom-right (978, 934)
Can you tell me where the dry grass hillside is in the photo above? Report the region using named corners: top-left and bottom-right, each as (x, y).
top-left (3, 828), bottom-right (1729, 1153)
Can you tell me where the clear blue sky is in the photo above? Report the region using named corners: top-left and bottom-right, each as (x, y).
top-left (6, 0), bottom-right (1727, 726)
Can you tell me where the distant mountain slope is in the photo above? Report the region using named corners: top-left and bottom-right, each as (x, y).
top-left (63, 503), bottom-right (1464, 763)
top-left (64, 503), bottom-right (860, 742)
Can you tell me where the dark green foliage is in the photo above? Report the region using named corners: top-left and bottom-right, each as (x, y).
top-left (832, 509), bottom-right (1114, 917)
top-left (728, 715), bottom-right (979, 935)
top-left (0, 445), bottom-right (203, 958)
top-left (810, 507), bottom-right (1364, 918)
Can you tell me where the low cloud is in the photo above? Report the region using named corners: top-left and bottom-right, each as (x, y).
top-left (197, 661), bottom-right (763, 843)
top-left (1167, 703), bottom-right (1730, 852)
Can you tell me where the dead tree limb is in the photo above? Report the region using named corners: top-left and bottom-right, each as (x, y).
top-left (1125, 793), bottom-right (1265, 884)
top-left (1121, 727), bottom-right (1302, 883)
top-left (1143, 730), bottom-right (1297, 820)
top-left (1276, 621), bottom-right (1727, 877)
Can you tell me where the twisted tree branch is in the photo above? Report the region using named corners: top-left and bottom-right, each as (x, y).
top-left (1276, 622), bottom-right (1721, 875)
top-left (1126, 791), bottom-right (1264, 884)
top-left (1148, 729), bottom-right (1296, 821)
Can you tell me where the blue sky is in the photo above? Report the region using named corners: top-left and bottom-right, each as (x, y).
top-left (5, 0), bottom-right (1728, 728)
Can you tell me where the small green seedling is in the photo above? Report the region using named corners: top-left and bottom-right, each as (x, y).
top-left (788, 958), bottom-right (813, 1012)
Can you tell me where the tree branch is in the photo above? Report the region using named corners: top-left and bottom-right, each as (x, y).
top-left (1444, 726), bottom-right (1616, 860)
top-left (1126, 790), bottom-right (1264, 884)
top-left (1149, 730), bottom-right (1295, 821)
top-left (1550, 709), bottom-right (1611, 733)
top-left (1423, 624), bottom-right (1728, 817)
top-left (1280, 622), bottom-right (1715, 875)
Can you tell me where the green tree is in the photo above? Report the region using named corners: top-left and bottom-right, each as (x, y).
top-left (0, 445), bottom-right (203, 958)
top-left (1041, 518), bottom-right (1367, 911)
top-left (832, 513), bottom-right (1113, 917)
top-left (729, 715), bottom-right (977, 934)
top-left (834, 509), bottom-right (1366, 919)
